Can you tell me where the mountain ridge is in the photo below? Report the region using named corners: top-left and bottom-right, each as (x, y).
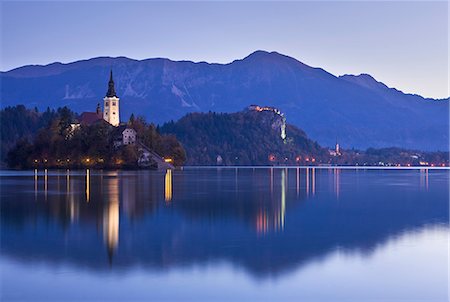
top-left (1, 50), bottom-right (448, 151)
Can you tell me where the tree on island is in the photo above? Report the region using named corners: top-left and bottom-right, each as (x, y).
top-left (2, 105), bottom-right (448, 168)
top-left (4, 106), bottom-right (186, 169)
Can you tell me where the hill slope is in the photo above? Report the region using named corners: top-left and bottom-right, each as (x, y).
top-left (160, 109), bottom-right (326, 165)
top-left (1, 51), bottom-right (448, 150)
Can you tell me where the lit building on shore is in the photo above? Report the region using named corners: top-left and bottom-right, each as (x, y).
top-left (329, 140), bottom-right (341, 157)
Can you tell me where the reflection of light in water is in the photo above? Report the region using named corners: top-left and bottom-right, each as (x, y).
top-left (306, 168), bottom-right (309, 196)
top-left (334, 168), bottom-right (340, 199)
top-left (66, 169), bottom-right (77, 223)
top-left (312, 168), bottom-right (316, 196)
top-left (66, 169), bottom-right (70, 193)
top-left (420, 169), bottom-right (429, 191)
top-left (34, 169), bottom-right (38, 201)
top-left (104, 200), bottom-right (119, 261)
top-left (258, 169), bottom-right (287, 235)
top-left (256, 210), bottom-right (269, 235)
top-left (104, 176), bottom-right (119, 261)
top-left (86, 169), bottom-right (90, 202)
top-left (296, 168), bottom-right (300, 197)
top-left (44, 169), bottom-right (48, 201)
top-left (280, 169), bottom-right (286, 230)
top-left (69, 199), bottom-right (78, 223)
top-left (165, 169), bottom-right (172, 202)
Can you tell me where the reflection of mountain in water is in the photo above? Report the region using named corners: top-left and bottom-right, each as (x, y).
top-left (1, 168), bottom-right (448, 277)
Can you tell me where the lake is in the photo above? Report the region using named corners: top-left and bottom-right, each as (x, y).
top-left (0, 167), bottom-right (448, 301)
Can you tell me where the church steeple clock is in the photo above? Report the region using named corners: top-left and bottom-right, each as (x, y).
top-left (103, 70), bottom-right (120, 126)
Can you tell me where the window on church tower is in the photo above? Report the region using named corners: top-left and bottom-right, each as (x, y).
top-left (112, 102), bottom-right (116, 106)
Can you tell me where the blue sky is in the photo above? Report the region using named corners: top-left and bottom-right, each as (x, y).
top-left (1, 1), bottom-right (448, 98)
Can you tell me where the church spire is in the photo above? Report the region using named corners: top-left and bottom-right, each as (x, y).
top-left (106, 70), bottom-right (117, 97)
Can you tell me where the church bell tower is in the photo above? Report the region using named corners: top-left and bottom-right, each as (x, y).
top-left (103, 70), bottom-right (120, 126)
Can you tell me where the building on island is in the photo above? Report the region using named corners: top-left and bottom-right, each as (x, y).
top-left (79, 103), bottom-right (104, 125)
top-left (70, 70), bottom-right (122, 133)
top-left (69, 70), bottom-right (154, 153)
top-left (122, 128), bottom-right (136, 145)
top-left (113, 125), bottom-right (137, 148)
top-left (103, 70), bottom-right (120, 127)
top-left (136, 142), bottom-right (174, 170)
top-left (68, 71), bottom-right (172, 169)
top-left (69, 103), bottom-right (104, 135)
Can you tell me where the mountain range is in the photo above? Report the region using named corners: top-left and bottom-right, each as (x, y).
top-left (1, 51), bottom-right (448, 150)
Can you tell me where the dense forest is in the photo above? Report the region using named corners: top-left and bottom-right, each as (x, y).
top-left (160, 110), bottom-right (449, 166)
top-left (160, 110), bottom-right (328, 165)
top-left (3, 105), bottom-right (185, 169)
top-left (2, 105), bottom-right (448, 168)
top-left (1, 105), bottom-right (59, 161)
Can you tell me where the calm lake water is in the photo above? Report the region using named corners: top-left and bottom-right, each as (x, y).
top-left (0, 167), bottom-right (448, 301)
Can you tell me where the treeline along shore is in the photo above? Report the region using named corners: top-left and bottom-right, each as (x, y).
top-left (1, 105), bottom-right (449, 168)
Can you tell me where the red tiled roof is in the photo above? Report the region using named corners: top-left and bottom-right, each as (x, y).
top-left (79, 112), bottom-right (102, 125)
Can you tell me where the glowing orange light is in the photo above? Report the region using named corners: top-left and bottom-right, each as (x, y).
top-left (269, 155), bottom-right (276, 162)
top-left (311, 158), bottom-right (316, 162)
top-left (165, 169), bottom-right (172, 202)
top-left (296, 156), bottom-right (301, 162)
top-left (431, 164), bottom-right (435, 167)
top-left (305, 157), bottom-right (310, 162)
top-left (34, 159), bottom-right (38, 163)
top-left (164, 158), bottom-right (173, 163)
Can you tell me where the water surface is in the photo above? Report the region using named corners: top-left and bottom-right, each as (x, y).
top-left (1, 168), bottom-right (448, 301)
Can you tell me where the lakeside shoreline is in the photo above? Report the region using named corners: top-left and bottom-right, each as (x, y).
top-left (0, 165), bottom-right (448, 174)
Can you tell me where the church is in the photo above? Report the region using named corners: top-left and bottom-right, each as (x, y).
top-left (72, 71), bottom-right (137, 146)
top-left (68, 71), bottom-right (173, 169)
top-left (103, 70), bottom-right (120, 126)
top-left (76, 70), bottom-right (120, 127)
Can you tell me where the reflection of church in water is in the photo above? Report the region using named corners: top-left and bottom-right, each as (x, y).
top-left (33, 166), bottom-right (329, 263)
top-left (15, 167), bottom-right (442, 278)
top-left (35, 169), bottom-right (124, 263)
top-left (102, 175), bottom-right (119, 263)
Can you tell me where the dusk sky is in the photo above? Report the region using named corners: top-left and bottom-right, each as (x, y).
top-left (1, 1), bottom-right (448, 98)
